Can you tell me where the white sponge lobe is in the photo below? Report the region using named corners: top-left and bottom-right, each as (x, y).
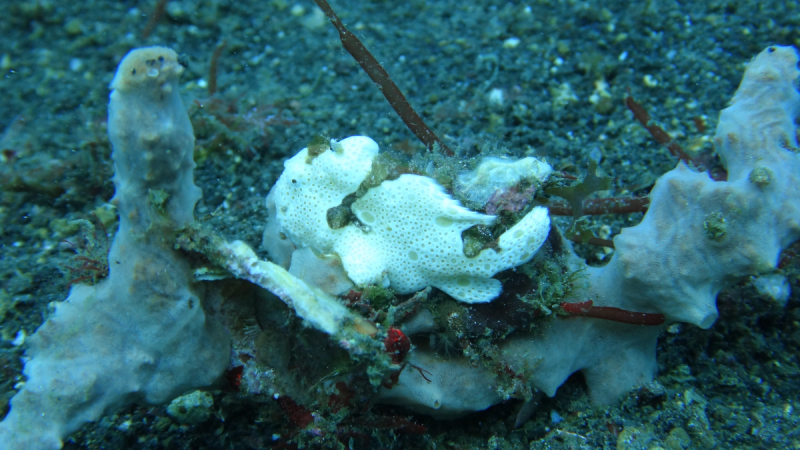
top-left (276, 136), bottom-right (377, 251)
top-left (351, 174), bottom-right (550, 302)
top-left (270, 136), bottom-right (551, 303)
top-left (457, 156), bottom-right (553, 206)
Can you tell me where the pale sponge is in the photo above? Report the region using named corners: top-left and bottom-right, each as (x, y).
top-left (456, 156), bottom-right (553, 206)
top-left (377, 45), bottom-right (800, 416)
top-left (0, 47), bottom-right (229, 449)
top-left (268, 136), bottom-right (551, 303)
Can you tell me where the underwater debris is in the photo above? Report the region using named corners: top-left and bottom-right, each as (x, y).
top-left (61, 213), bottom-right (110, 286)
top-left (559, 300), bottom-right (665, 326)
top-left (313, 0), bottom-right (453, 156)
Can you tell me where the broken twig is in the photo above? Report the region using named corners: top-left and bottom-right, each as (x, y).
top-left (313, 0), bottom-right (453, 156)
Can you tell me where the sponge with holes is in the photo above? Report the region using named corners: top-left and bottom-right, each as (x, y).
top-left (268, 136), bottom-right (551, 303)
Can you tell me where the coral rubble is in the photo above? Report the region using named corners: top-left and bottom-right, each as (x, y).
top-left (378, 45), bottom-right (800, 415)
top-left (1, 43), bottom-right (797, 449)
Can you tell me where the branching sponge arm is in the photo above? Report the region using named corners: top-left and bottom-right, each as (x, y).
top-left (0, 47), bottom-right (229, 449)
top-left (108, 46), bottom-right (201, 230)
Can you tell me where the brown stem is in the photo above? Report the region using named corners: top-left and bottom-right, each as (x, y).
top-left (625, 94), bottom-right (695, 167)
top-left (548, 196), bottom-right (650, 216)
top-left (566, 235), bottom-right (615, 249)
top-left (313, 0), bottom-right (453, 156)
top-left (208, 40), bottom-right (227, 96)
top-left (560, 300), bottom-right (665, 325)
top-left (140, 0), bottom-right (169, 39)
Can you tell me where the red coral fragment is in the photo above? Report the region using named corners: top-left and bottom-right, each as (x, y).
top-left (276, 395), bottom-right (314, 429)
top-left (224, 365), bottom-right (244, 391)
top-left (342, 289), bottom-right (363, 304)
top-left (384, 327), bottom-right (411, 364)
top-left (485, 185), bottom-right (535, 215)
top-left (328, 381), bottom-right (356, 413)
top-left (560, 300), bottom-right (665, 325)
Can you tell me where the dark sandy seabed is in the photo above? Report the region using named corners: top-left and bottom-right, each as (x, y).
top-left (0, 0), bottom-right (799, 449)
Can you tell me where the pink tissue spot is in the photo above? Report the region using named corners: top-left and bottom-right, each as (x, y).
top-left (485, 185), bottom-right (535, 215)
